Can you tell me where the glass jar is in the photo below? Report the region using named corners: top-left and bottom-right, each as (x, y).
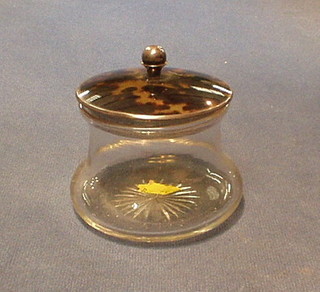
top-left (71, 46), bottom-right (242, 242)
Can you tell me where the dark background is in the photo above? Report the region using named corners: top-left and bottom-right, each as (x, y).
top-left (1, 1), bottom-right (319, 291)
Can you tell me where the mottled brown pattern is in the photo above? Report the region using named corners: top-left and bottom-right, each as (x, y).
top-left (77, 68), bottom-right (232, 116)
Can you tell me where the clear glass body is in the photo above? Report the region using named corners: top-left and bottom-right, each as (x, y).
top-left (71, 113), bottom-right (242, 243)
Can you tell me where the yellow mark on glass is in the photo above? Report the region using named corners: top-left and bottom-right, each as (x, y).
top-left (137, 180), bottom-right (181, 195)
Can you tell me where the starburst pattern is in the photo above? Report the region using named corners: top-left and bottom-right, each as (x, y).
top-left (112, 180), bottom-right (199, 221)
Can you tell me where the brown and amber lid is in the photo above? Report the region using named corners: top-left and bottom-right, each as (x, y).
top-left (76, 45), bottom-right (233, 127)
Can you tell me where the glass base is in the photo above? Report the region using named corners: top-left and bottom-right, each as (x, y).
top-left (71, 150), bottom-right (242, 243)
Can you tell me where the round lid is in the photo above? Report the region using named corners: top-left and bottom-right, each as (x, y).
top-left (76, 45), bottom-right (233, 127)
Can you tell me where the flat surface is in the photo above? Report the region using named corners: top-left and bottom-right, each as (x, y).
top-left (1, 1), bottom-right (319, 291)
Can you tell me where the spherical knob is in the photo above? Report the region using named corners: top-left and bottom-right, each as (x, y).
top-left (142, 45), bottom-right (167, 67)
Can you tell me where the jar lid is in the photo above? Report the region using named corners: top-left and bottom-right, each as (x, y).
top-left (76, 45), bottom-right (233, 127)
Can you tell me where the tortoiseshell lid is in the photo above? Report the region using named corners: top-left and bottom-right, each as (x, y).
top-left (76, 46), bottom-right (232, 126)
top-left (77, 68), bottom-right (232, 122)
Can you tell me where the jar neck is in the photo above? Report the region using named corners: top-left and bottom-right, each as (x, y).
top-left (80, 105), bottom-right (227, 141)
top-left (190, 122), bottom-right (222, 150)
top-left (87, 121), bottom-right (223, 162)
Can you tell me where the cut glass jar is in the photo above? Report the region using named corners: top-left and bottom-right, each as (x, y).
top-left (71, 45), bottom-right (242, 242)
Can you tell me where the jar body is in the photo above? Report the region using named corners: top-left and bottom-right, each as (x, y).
top-left (71, 116), bottom-right (242, 242)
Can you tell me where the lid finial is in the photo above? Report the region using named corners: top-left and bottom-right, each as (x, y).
top-left (141, 45), bottom-right (167, 77)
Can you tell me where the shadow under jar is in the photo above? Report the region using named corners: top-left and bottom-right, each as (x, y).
top-left (71, 45), bottom-right (243, 243)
